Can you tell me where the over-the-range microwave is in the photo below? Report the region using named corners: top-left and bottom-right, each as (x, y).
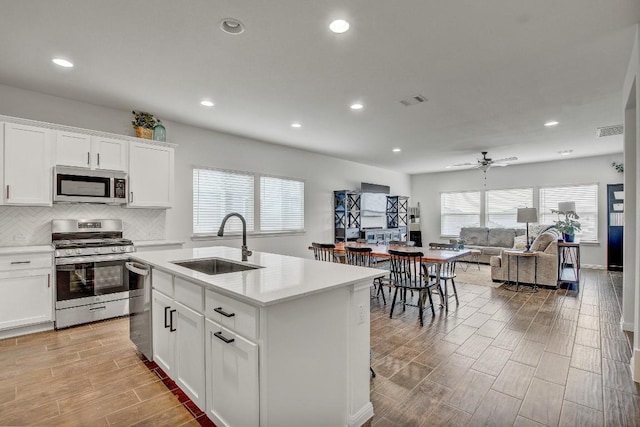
top-left (54, 166), bottom-right (127, 205)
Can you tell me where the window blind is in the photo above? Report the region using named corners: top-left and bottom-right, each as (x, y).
top-left (260, 176), bottom-right (304, 231)
top-left (441, 191), bottom-right (481, 236)
top-left (193, 168), bottom-right (254, 234)
top-left (539, 184), bottom-right (598, 241)
top-left (486, 188), bottom-right (534, 228)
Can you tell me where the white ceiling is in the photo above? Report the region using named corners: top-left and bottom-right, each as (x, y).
top-left (0, 1), bottom-right (638, 174)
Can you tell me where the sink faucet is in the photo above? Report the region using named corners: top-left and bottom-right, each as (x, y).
top-left (217, 212), bottom-right (252, 261)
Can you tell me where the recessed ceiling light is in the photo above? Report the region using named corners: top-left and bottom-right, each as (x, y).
top-left (392, 148), bottom-right (401, 153)
top-left (350, 103), bottom-right (364, 110)
top-left (544, 120), bottom-right (559, 127)
top-left (329, 19), bottom-right (350, 34)
top-left (291, 123), bottom-right (302, 128)
top-left (200, 100), bottom-right (214, 107)
top-left (220, 18), bottom-right (244, 35)
top-left (52, 58), bottom-right (73, 68)
top-left (558, 150), bottom-right (573, 156)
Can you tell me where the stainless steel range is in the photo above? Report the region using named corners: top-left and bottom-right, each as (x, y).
top-left (53, 219), bottom-right (135, 329)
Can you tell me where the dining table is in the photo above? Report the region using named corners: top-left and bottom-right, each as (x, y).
top-left (326, 242), bottom-right (474, 312)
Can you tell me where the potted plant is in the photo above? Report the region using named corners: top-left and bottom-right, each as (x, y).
top-left (552, 208), bottom-right (581, 242)
top-left (131, 111), bottom-right (157, 139)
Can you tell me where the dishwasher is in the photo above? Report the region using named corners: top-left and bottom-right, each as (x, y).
top-left (126, 261), bottom-right (153, 360)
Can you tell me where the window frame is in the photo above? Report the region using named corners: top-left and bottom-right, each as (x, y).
top-left (192, 166), bottom-right (306, 239)
top-left (440, 190), bottom-right (482, 237)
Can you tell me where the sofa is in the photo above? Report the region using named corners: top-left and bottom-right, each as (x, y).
top-left (459, 227), bottom-right (527, 264)
top-left (489, 227), bottom-right (562, 288)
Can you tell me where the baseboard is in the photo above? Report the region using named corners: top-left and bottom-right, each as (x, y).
top-left (582, 264), bottom-right (606, 270)
top-left (349, 402), bottom-right (374, 427)
top-left (0, 321), bottom-right (54, 340)
top-left (621, 319), bottom-right (635, 332)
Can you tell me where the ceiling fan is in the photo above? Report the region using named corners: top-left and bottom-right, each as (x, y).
top-left (452, 151), bottom-right (518, 172)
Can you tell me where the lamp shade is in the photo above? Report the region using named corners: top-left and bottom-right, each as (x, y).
top-left (558, 201), bottom-right (576, 212)
top-left (517, 207), bottom-right (538, 223)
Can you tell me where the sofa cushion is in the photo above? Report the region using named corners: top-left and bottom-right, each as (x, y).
top-left (488, 228), bottom-right (516, 248)
top-left (460, 227), bottom-right (489, 246)
top-left (513, 235), bottom-right (527, 249)
top-left (531, 231), bottom-right (555, 252)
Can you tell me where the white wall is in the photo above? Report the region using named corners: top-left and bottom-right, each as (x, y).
top-left (411, 154), bottom-right (623, 267)
top-left (0, 83), bottom-right (411, 257)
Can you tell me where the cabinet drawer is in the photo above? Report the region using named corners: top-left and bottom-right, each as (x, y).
top-left (205, 289), bottom-right (258, 340)
top-left (0, 253), bottom-right (52, 271)
top-left (152, 269), bottom-right (174, 297)
top-left (174, 278), bottom-right (203, 312)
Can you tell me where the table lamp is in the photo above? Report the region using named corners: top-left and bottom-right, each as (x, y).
top-left (517, 207), bottom-right (538, 253)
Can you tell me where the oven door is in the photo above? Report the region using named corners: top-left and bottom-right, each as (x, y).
top-left (56, 257), bottom-right (128, 306)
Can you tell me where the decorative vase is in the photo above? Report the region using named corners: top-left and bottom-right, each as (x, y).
top-left (562, 233), bottom-right (575, 243)
top-left (135, 126), bottom-right (153, 139)
top-left (153, 120), bottom-right (166, 142)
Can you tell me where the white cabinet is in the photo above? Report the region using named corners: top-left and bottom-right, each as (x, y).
top-left (128, 141), bottom-right (174, 208)
top-left (2, 123), bottom-right (53, 206)
top-left (55, 130), bottom-right (127, 172)
top-left (0, 252), bottom-right (53, 332)
top-left (151, 289), bottom-right (205, 409)
top-left (205, 319), bottom-right (259, 427)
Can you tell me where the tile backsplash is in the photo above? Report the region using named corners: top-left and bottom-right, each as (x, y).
top-left (0, 204), bottom-right (166, 246)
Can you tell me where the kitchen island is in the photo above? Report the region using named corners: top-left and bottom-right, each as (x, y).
top-left (130, 246), bottom-right (383, 427)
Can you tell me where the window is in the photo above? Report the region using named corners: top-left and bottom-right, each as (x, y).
top-left (441, 191), bottom-right (481, 236)
top-left (539, 184), bottom-right (598, 241)
top-left (260, 176), bottom-right (305, 231)
top-left (486, 188), bottom-right (534, 228)
top-left (193, 168), bottom-right (254, 234)
top-left (193, 168), bottom-right (305, 235)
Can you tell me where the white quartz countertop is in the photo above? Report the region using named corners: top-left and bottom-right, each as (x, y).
top-left (0, 245), bottom-right (53, 255)
top-left (130, 246), bottom-right (386, 307)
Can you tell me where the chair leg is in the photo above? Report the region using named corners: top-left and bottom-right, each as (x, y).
top-left (427, 287), bottom-right (436, 316)
top-left (389, 288), bottom-right (399, 319)
top-left (418, 290), bottom-right (424, 327)
top-left (375, 279), bottom-right (386, 305)
top-left (451, 278), bottom-right (459, 304)
top-left (370, 367), bottom-right (376, 378)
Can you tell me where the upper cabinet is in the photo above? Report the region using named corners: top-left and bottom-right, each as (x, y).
top-left (2, 123), bottom-right (54, 206)
top-left (55, 130), bottom-right (127, 172)
top-left (128, 141), bottom-right (174, 209)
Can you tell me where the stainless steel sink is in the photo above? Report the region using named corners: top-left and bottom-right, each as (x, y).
top-left (172, 257), bottom-right (262, 275)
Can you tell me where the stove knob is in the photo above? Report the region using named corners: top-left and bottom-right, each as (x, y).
top-left (120, 247), bottom-right (126, 252)
top-left (75, 249), bottom-right (82, 254)
top-left (94, 248), bottom-right (101, 253)
top-left (65, 249), bottom-right (73, 255)
top-left (111, 247), bottom-right (117, 253)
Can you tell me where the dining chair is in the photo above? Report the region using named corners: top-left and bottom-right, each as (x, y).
top-left (388, 249), bottom-right (441, 326)
top-left (345, 246), bottom-right (387, 304)
top-left (311, 242), bottom-right (339, 262)
top-left (429, 260), bottom-right (459, 305)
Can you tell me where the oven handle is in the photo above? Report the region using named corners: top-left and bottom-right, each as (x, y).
top-left (55, 254), bottom-right (131, 265)
top-left (125, 261), bottom-right (150, 276)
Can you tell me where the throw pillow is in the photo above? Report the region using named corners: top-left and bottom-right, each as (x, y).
top-left (531, 231), bottom-right (555, 252)
top-left (513, 235), bottom-right (527, 249)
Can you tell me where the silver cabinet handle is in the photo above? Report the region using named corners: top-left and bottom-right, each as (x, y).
top-left (10, 261), bottom-right (31, 265)
top-left (97, 153), bottom-right (100, 167)
top-left (6, 185), bottom-right (9, 199)
top-left (89, 306), bottom-right (106, 311)
top-left (87, 152), bottom-right (90, 165)
top-left (129, 192), bottom-right (133, 203)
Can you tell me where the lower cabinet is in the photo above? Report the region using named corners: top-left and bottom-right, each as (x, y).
top-left (0, 269), bottom-right (52, 330)
top-left (205, 319), bottom-right (259, 427)
top-left (152, 289), bottom-right (204, 409)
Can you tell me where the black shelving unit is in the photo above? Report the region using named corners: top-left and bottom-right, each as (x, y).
top-left (386, 196), bottom-right (408, 239)
top-left (607, 183), bottom-right (624, 271)
top-left (334, 191), bottom-right (361, 243)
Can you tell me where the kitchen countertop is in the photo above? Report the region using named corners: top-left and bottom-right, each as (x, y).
top-left (133, 240), bottom-right (185, 248)
top-left (130, 246), bottom-right (385, 307)
top-left (0, 245), bottom-right (53, 255)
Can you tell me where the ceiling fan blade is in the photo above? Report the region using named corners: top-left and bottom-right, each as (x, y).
top-left (452, 162), bottom-right (477, 167)
top-left (492, 163), bottom-right (509, 167)
top-left (492, 156), bottom-right (518, 163)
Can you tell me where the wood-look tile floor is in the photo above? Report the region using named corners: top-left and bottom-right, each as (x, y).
top-left (0, 317), bottom-right (204, 427)
top-left (370, 268), bottom-right (639, 427)
top-left (0, 269), bottom-right (637, 426)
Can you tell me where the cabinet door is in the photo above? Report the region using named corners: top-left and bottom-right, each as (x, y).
top-left (55, 130), bottom-right (92, 168)
top-left (128, 142), bottom-right (174, 208)
top-left (4, 123), bottom-right (53, 205)
top-left (152, 290), bottom-right (175, 375)
top-left (92, 136), bottom-right (127, 172)
top-left (0, 270), bottom-right (52, 330)
top-left (205, 319), bottom-right (259, 427)
top-left (174, 301), bottom-right (205, 410)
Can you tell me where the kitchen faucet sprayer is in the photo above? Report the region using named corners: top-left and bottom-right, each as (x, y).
top-left (217, 212), bottom-right (252, 261)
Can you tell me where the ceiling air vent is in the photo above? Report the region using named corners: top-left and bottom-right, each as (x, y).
top-left (597, 124), bottom-right (623, 138)
top-left (399, 95), bottom-right (428, 107)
